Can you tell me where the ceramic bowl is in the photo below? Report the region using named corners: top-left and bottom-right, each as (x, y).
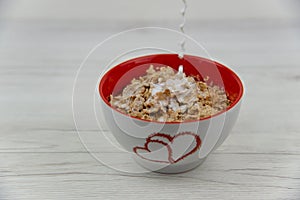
top-left (99, 54), bottom-right (244, 173)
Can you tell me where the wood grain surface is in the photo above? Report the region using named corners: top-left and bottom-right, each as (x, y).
top-left (0, 1), bottom-right (299, 199)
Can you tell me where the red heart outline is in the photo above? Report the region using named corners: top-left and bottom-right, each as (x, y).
top-left (133, 132), bottom-right (201, 164)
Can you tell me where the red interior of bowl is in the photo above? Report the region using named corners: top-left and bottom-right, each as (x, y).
top-left (99, 54), bottom-right (244, 122)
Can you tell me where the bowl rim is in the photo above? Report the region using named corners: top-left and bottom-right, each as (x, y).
top-left (99, 54), bottom-right (244, 124)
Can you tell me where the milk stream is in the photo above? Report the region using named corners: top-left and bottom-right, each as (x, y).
top-left (178, 0), bottom-right (187, 73)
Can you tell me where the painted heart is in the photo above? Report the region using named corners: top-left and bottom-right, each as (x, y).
top-left (133, 132), bottom-right (201, 164)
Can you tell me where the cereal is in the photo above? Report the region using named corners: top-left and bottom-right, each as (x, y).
top-left (110, 65), bottom-right (230, 122)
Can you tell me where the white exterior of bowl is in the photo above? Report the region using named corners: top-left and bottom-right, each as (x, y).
top-left (100, 98), bottom-right (242, 173)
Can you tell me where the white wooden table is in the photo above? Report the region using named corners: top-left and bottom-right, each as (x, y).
top-left (0, 1), bottom-right (299, 199)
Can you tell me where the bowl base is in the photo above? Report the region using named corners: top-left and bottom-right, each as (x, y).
top-left (133, 156), bottom-right (207, 174)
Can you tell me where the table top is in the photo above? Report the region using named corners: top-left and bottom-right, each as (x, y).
top-left (0, 1), bottom-right (300, 199)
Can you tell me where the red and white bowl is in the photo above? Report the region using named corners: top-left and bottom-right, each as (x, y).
top-left (99, 54), bottom-right (244, 173)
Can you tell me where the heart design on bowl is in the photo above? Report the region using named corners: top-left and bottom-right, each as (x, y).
top-left (133, 132), bottom-right (201, 164)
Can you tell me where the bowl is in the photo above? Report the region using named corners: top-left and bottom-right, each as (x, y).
top-left (99, 54), bottom-right (244, 173)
